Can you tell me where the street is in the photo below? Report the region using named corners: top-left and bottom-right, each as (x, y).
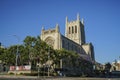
top-left (0, 75), bottom-right (120, 80)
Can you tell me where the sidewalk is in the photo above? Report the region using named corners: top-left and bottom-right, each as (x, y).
top-left (0, 75), bottom-right (38, 78)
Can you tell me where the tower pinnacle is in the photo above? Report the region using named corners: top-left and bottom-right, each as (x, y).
top-left (66, 16), bottom-right (68, 22)
top-left (42, 26), bottom-right (44, 30)
top-left (81, 18), bottom-right (84, 25)
top-left (77, 13), bottom-right (80, 21)
top-left (56, 23), bottom-right (59, 32)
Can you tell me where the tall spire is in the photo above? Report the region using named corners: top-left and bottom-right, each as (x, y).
top-left (56, 23), bottom-right (59, 32)
top-left (66, 16), bottom-right (68, 23)
top-left (65, 16), bottom-right (68, 37)
top-left (77, 13), bottom-right (80, 21)
top-left (41, 25), bottom-right (44, 35)
top-left (42, 26), bottom-right (44, 30)
top-left (81, 18), bottom-right (84, 25)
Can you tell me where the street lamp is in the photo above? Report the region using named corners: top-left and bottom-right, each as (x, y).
top-left (48, 46), bottom-right (51, 77)
top-left (37, 57), bottom-right (40, 78)
top-left (13, 35), bottom-right (20, 75)
top-left (60, 59), bottom-right (63, 69)
top-left (43, 64), bottom-right (46, 79)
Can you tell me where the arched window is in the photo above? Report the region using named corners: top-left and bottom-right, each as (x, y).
top-left (75, 25), bottom-right (77, 33)
top-left (72, 26), bottom-right (74, 33)
top-left (69, 27), bottom-right (71, 34)
top-left (45, 37), bottom-right (55, 48)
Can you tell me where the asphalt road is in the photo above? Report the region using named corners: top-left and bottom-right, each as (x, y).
top-left (0, 75), bottom-right (120, 80)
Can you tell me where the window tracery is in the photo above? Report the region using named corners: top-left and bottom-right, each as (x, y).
top-left (45, 37), bottom-right (55, 47)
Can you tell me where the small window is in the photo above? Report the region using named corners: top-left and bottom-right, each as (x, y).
top-left (69, 27), bottom-right (71, 34)
top-left (75, 25), bottom-right (77, 33)
top-left (72, 26), bottom-right (74, 33)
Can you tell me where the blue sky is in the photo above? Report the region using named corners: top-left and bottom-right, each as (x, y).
top-left (0, 0), bottom-right (120, 64)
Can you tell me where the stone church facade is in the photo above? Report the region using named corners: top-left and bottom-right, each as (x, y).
top-left (40, 14), bottom-right (95, 62)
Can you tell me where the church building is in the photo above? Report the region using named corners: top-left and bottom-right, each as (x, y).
top-left (40, 14), bottom-right (95, 62)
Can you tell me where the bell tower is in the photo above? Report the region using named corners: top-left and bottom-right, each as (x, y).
top-left (65, 13), bottom-right (86, 45)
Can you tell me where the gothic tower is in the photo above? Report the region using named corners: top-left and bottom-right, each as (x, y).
top-left (65, 14), bottom-right (86, 45)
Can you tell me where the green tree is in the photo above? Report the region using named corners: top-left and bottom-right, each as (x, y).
top-left (53, 49), bottom-right (79, 69)
top-left (0, 45), bottom-right (16, 66)
top-left (23, 36), bottom-right (50, 67)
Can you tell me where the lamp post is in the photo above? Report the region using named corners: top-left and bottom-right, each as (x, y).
top-left (37, 57), bottom-right (40, 78)
top-left (48, 48), bottom-right (50, 77)
top-left (60, 59), bottom-right (62, 69)
top-left (43, 64), bottom-right (45, 79)
top-left (13, 35), bottom-right (20, 75)
top-left (48, 46), bottom-right (50, 77)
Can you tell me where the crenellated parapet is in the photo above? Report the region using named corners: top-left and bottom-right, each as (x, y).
top-left (41, 24), bottom-right (60, 35)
